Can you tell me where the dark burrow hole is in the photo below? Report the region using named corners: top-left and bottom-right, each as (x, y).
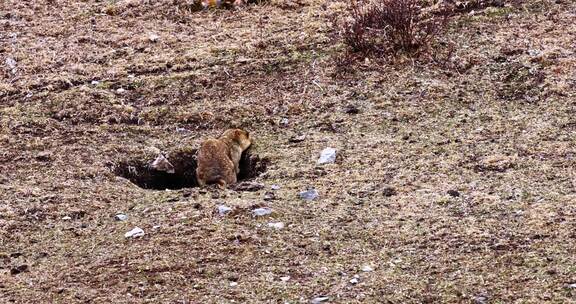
top-left (113, 148), bottom-right (269, 190)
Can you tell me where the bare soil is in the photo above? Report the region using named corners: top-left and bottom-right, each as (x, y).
top-left (1, 0), bottom-right (576, 303)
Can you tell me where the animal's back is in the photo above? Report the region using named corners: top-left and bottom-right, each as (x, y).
top-left (196, 139), bottom-right (236, 186)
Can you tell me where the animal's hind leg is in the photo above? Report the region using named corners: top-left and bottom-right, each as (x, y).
top-left (216, 179), bottom-right (227, 189)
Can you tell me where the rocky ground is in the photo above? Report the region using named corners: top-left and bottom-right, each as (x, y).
top-left (1, 0), bottom-right (576, 303)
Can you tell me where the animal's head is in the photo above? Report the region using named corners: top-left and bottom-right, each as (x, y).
top-left (221, 128), bottom-right (252, 150)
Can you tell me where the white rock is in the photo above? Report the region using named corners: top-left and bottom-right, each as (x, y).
top-left (152, 225), bottom-right (161, 229)
top-left (62, 216), bottom-right (72, 220)
top-left (568, 283), bottom-right (576, 289)
top-left (150, 154), bottom-right (175, 173)
top-left (5, 57), bottom-right (16, 69)
top-left (217, 205), bottom-right (232, 216)
top-left (125, 227), bottom-right (145, 238)
top-left (317, 147), bottom-right (337, 164)
top-left (361, 265), bottom-right (374, 272)
top-left (267, 222), bottom-right (285, 230)
top-left (91, 80), bottom-right (100, 85)
top-left (148, 33), bottom-right (160, 42)
top-left (252, 207), bottom-right (273, 217)
top-left (115, 213), bottom-right (128, 221)
top-left (229, 282), bottom-right (238, 287)
top-left (299, 189), bottom-right (319, 201)
top-left (311, 296), bottom-right (330, 304)
top-left (116, 88), bottom-right (126, 94)
top-left (280, 276), bottom-right (290, 282)
top-left (349, 277), bottom-right (359, 284)
top-left (280, 117), bottom-right (289, 126)
top-left (271, 184), bottom-right (281, 190)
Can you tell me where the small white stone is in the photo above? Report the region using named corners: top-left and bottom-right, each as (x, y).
top-left (152, 225), bottom-right (161, 229)
top-left (229, 282), bottom-right (238, 287)
top-left (116, 88), bottom-right (126, 94)
top-left (267, 222), bottom-right (285, 230)
top-left (317, 147), bottom-right (337, 164)
top-left (311, 296), bottom-right (330, 304)
top-left (299, 189), bottom-right (319, 201)
top-left (5, 57), bottom-right (16, 69)
top-left (361, 265), bottom-right (374, 272)
top-left (252, 207), bottom-right (273, 217)
top-left (349, 277), bottom-right (359, 284)
top-left (115, 213), bottom-right (128, 221)
top-left (217, 205), bottom-right (232, 216)
top-left (91, 80), bottom-right (100, 85)
top-left (280, 276), bottom-right (290, 282)
top-left (271, 184), bottom-right (281, 190)
top-left (150, 154), bottom-right (175, 173)
top-left (62, 216), bottom-right (72, 220)
top-left (148, 33), bottom-right (160, 42)
top-left (125, 227), bottom-right (145, 238)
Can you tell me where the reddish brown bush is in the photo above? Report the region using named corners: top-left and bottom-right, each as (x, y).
top-left (338, 0), bottom-right (446, 58)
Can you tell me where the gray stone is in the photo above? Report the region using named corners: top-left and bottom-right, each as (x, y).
top-left (115, 213), bottom-right (128, 221)
top-left (150, 154), bottom-right (175, 173)
top-left (311, 296), bottom-right (330, 304)
top-left (317, 148), bottom-right (337, 164)
top-left (299, 189), bottom-right (319, 201)
top-left (217, 205), bottom-right (233, 216)
top-left (125, 227), bottom-right (145, 238)
top-left (252, 207), bottom-right (273, 217)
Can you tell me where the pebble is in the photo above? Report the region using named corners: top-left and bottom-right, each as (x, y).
top-left (311, 296), bottom-right (330, 304)
top-left (5, 57), bottom-right (16, 69)
top-left (299, 189), bottom-right (319, 201)
top-left (317, 147), bottom-right (337, 164)
top-left (217, 205), bottom-right (232, 216)
top-left (115, 213), bottom-right (128, 221)
top-left (349, 277), bottom-right (359, 284)
top-left (267, 222), bottom-right (285, 230)
top-left (361, 265), bottom-right (374, 272)
top-left (234, 181), bottom-right (265, 192)
top-left (280, 117), bottom-right (289, 126)
top-left (62, 216), bottom-right (72, 221)
top-left (148, 33), bottom-right (160, 42)
top-left (263, 191), bottom-right (275, 201)
top-left (91, 80), bottom-right (100, 85)
top-left (150, 154), bottom-right (175, 173)
top-left (116, 88), bottom-right (126, 94)
top-left (568, 283), bottom-right (576, 289)
top-left (280, 276), bottom-right (290, 282)
top-left (229, 282), bottom-right (238, 287)
top-left (271, 184), bottom-right (281, 190)
top-left (289, 134), bottom-right (306, 143)
top-left (252, 207), bottom-right (273, 217)
top-left (125, 227), bottom-right (145, 238)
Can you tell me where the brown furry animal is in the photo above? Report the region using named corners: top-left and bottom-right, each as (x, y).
top-left (196, 128), bottom-right (252, 188)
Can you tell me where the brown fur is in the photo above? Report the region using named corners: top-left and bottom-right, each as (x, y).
top-left (196, 129), bottom-right (252, 188)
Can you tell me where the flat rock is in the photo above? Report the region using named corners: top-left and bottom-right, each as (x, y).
top-left (299, 189), bottom-right (319, 201)
top-left (115, 213), bottom-right (128, 221)
top-left (267, 222), bottom-right (285, 230)
top-left (217, 205), bottom-right (233, 216)
top-left (311, 296), bottom-right (330, 304)
top-left (150, 154), bottom-right (175, 173)
top-left (234, 181), bottom-right (265, 192)
top-left (317, 147), bottom-right (337, 164)
top-left (252, 207), bottom-right (273, 217)
top-left (125, 227), bottom-right (145, 238)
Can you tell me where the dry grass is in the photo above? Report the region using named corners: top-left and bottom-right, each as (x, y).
top-left (1, 0), bottom-right (576, 303)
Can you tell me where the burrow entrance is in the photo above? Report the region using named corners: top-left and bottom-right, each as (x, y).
top-left (113, 148), bottom-right (268, 190)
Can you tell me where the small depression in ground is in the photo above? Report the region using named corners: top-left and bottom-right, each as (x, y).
top-left (113, 148), bottom-right (268, 190)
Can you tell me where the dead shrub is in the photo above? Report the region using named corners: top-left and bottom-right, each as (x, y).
top-left (337, 0), bottom-right (447, 58)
